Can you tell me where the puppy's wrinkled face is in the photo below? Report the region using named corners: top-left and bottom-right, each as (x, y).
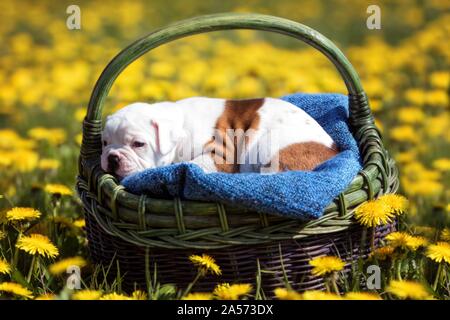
top-left (101, 115), bottom-right (157, 178)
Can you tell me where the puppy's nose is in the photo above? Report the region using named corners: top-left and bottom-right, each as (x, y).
top-left (107, 154), bottom-right (120, 172)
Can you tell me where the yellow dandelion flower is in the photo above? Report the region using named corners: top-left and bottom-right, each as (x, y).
top-left (387, 280), bottom-right (431, 300)
top-left (35, 293), bottom-right (56, 300)
top-left (73, 219), bottom-right (86, 228)
top-left (440, 228), bottom-right (450, 242)
top-left (44, 184), bottom-right (73, 196)
top-left (28, 127), bottom-right (66, 145)
top-left (426, 242), bottom-right (450, 264)
top-left (302, 290), bottom-right (342, 300)
top-left (72, 290), bottom-right (102, 300)
top-left (273, 288), bottom-right (302, 300)
top-left (100, 292), bottom-right (131, 300)
top-left (0, 282), bottom-right (33, 299)
top-left (344, 292), bottom-right (382, 300)
top-left (378, 194), bottom-right (408, 216)
top-left (182, 292), bottom-right (213, 300)
top-left (369, 246), bottom-right (395, 261)
top-left (432, 158), bottom-right (450, 172)
top-left (16, 234), bottom-right (59, 258)
top-left (6, 207), bottom-right (41, 222)
top-left (309, 256), bottom-right (345, 276)
top-left (354, 200), bottom-right (394, 227)
top-left (49, 257), bottom-right (87, 275)
top-left (189, 254), bottom-right (221, 276)
top-left (430, 71), bottom-right (449, 89)
top-left (390, 125), bottom-right (419, 144)
top-left (38, 158), bottom-right (60, 171)
top-left (131, 290), bottom-right (148, 300)
top-left (75, 133), bottom-right (82, 146)
top-left (386, 232), bottom-right (427, 251)
top-left (213, 283), bottom-right (252, 300)
top-left (0, 258), bottom-right (11, 275)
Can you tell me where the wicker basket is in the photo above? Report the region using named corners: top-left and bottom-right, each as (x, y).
top-left (77, 13), bottom-right (399, 295)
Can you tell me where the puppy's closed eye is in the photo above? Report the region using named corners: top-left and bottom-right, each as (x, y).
top-left (132, 141), bottom-right (145, 148)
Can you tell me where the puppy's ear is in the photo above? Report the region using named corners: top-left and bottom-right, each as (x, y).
top-left (151, 119), bottom-right (183, 156)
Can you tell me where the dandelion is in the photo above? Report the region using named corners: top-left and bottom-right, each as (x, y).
top-left (100, 292), bottom-right (131, 300)
top-left (6, 207), bottom-right (41, 222)
top-left (49, 257), bottom-right (87, 275)
top-left (35, 293), bottom-right (56, 300)
top-left (72, 290), bottom-right (102, 300)
top-left (131, 290), bottom-right (148, 300)
top-left (344, 292), bottom-right (382, 300)
top-left (426, 242), bottom-right (450, 264)
top-left (44, 184), bottom-right (73, 196)
top-left (427, 242), bottom-right (450, 290)
top-left (369, 246), bottom-right (395, 261)
top-left (28, 127), bottom-right (66, 145)
top-left (213, 283), bottom-right (253, 300)
top-left (378, 194), bottom-right (408, 216)
top-left (273, 288), bottom-right (302, 300)
top-left (0, 258), bottom-right (11, 275)
top-left (354, 200), bottom-right (394, 227)
top-left (182, 292), bottom-right (213, 300)
top-left (301, 290), bottom-right (342, 300)
top-left (440, 228), bottom-right (450, 242)
top-left (387, 280), bottom-right (431, 300)
top-left (386, 232), bottom-right (428, 251)
top-left (38, 158), bottom-right (60, 170)
top-left (432, 158), bottom-right (450, 172)
top-left (16, 234), bottom-right (59, 258)
top-left (189, 254), bottom-right (221, 276)
top-left (0, 282), bottom-right (33, 299)
top-left (309, 256), bottom-right (345, 276)
top-left (73, 219), bottom-right (86, 228)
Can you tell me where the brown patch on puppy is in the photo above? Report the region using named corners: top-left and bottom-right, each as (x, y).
top-left (204, 98), bottom-right (265, 173)
top-left (268, 142), bottom-right (339, 172)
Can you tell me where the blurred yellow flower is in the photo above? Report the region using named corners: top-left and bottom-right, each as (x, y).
top-left (38, 158), bottom-right (60, 171)
top-left (429, 71), bottom-right (449, 89)
top-left (0, 282), bottom-right (34, 299)
top-left (213, 283), bottom-right (252, 300)
top-left (309, 256), bottom-right (345, 276)
top-left (440, 228), bottom-right (450, 242)
top-left (189, 254), bottom-right (221, 276)
top-left (369, 246), bottom-right (395, 261)
top-left (344, 292), bottom-right (382, 300)
top-left (273, 288), bottom-right (302, 300)
top-left (44, 184), bottom-right (73, 196)
top-left (73, 219), bottom-right (86, 228)
top-left (354, 199), bottom-right (393, 227)
top-left (72, 289), bottom-right (102, 300)
top-left (6, 207), bottom-right (41, 222)
top-left (397, 107), bottom-right (425, 124)
top-left (35, 293), bottom-right (56, 300)
top-left (49, 257), bottom-right (87, 275)
top-left (130, 290), bottom-right (147, 300)
top-left (387, 280), bottom-right (431, 300)
top-left (28, 127), bottom-right (66, 145)
top-left (426, 242), bottom-right (450, 264)
top-left (302, 290), bottom-right (342, 300)
top-left (100, 292), bottom-right (131, 300)
top-left (0, 259), bottom-right (11, 275)
top-left (182, 292), bottom-right (213, 300)
top-left (432, 158), bottom-right (450, 172)
top-left (390, 125), bottom-right (419, 144)
top-left (16, 234), bottom-right (59, 258)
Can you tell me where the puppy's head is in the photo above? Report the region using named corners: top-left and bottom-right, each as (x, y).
top-left (101, 102), bottom-right (184, 178)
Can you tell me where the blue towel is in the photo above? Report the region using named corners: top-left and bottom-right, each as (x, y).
top-left (121, 93), bottom-right (361, 221)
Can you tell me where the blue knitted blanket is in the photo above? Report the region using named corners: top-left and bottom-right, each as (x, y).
top-left (121, 93), bottom-right (361, 220)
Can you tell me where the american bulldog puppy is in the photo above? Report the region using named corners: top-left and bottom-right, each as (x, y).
top-left (100, 97), bottom-right (338, 178)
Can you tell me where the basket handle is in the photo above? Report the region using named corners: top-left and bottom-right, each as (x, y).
top-left (81, 13), bottom-right (377, 162)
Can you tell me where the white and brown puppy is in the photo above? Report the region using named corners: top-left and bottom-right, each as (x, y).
top-left (101, 97), bottom-right (338, 178)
